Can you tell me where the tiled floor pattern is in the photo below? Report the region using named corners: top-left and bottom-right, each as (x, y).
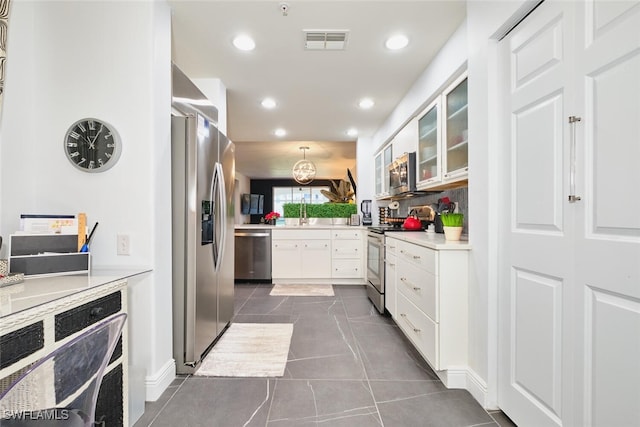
top-left (134, 284), bottom-right (517, 427)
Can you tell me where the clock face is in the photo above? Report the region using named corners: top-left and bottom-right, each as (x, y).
top-left (64, 118), bottom-right (121, 172)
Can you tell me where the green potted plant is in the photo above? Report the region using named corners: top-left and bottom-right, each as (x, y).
top-left (440, 213), bottom-right (464, 241)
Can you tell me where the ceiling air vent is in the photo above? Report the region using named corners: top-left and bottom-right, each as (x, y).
top-left (304, 30), bottom-right (349, 50)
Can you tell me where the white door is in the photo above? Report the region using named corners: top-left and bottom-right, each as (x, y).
top-left (499, 1), bottom-right (640, 426)
top-left (573, 1), bottom-right (640, 426)
top-left (499, 2), bottom-right (576, 425)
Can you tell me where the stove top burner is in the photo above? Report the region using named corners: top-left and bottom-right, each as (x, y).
top-left (368, 225), bottom-right (425, 234)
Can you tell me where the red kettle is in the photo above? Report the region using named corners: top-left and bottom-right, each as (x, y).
top-left (403, 210), bottom-right (422, 230)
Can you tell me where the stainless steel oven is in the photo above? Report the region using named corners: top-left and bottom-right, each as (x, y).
top-left (366, 230), bottom-right (385, 313)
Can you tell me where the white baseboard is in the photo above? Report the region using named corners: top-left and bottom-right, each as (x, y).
top-left (145, 358), bottom-right (176, 402)
top-left (437, 368), bottom-right (468, 389)
top-left (435, 367), bottom-right (490, 409)
top-left (465, 368), bottom-right (489, 408)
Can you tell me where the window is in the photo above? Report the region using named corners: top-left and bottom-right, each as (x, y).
top-left (272, 186), bottom-right (329, 217)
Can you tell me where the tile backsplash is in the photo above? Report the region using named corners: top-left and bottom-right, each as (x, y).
top-left (380, 186), bottom-right (469, 235)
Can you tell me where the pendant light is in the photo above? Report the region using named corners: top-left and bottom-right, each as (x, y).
top-left (292, 146), bottom-right (316, 184)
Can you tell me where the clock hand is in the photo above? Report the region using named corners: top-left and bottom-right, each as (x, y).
top-left (88, 125), bottom-right (104, 149)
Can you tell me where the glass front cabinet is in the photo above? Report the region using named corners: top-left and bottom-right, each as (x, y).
top-left (416, 72), bottom-right (468, 190)
top-left (374, 143), bottom-right (393, 199)
top-left (443, 73), bottom-right (468, 180)
top-left (417, 97), bottom-right (441, 185)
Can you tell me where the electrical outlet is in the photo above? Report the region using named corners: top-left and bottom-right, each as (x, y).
top-left (117, 234), bottom-right (130, 256)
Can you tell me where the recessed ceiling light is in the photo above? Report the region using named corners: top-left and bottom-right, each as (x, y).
top-left (346, 128), bottom-right (358, 137)
top-left (385, 34), bottom-right (409, 50)
top-left (233, 34), bottom-right (255, 51)
top-left (274, 128), bottom-right (286, 137)
top-left (358, 98), bottom-right (374, 109)
top-left (261, 98), bottom-right (277, 109)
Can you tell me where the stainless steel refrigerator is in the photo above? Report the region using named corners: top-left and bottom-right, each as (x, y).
top-left (171, 64), bottom-right (235, 374)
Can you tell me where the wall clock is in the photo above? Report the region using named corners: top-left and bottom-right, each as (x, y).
top-left (64, 118), bottom-right (121, 172)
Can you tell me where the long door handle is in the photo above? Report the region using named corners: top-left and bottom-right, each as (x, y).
top-left (568, 116), bottom-right (582, 203)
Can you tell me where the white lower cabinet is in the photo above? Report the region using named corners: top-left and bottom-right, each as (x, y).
top-left (272, 229), bottom-right (331, 280)
top-left (387, 235), bottom-right (469, 381)
top-left (384, 239), bottom-right (398, 316)
top-left (331, 229), bottom-right (364, 283)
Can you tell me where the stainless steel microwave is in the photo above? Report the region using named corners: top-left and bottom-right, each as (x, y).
top-left (388, 152), bottom-right (416, 196)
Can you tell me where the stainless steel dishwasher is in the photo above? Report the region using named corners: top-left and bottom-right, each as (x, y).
top-left (234, 228), bottom-right (272, 282)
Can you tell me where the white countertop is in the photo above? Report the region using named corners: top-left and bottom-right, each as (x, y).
top-left (235, 224), bottom-right (366, 230)
top-left (0, 268), bottom-right (151, 318)
top-left (384, 231), bottom-right (471, 250)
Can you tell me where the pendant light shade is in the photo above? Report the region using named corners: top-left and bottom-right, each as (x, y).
top-left (292, 146), bottom-right (316, 184)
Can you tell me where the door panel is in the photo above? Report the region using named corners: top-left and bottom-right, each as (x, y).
top-left (587, 52), bottom-right (640, 237)
top-left (500, 1), bottom-right (640, 426)
top-left (499, 2), bottom-right (574, 426)
top-left (511, 268), bottom-right (563, 423)
top-left (512, 92), bottom-right (564, 233)
top-left (585, 288), bottom-right (640, 427)
top-left (576, 1), bottom-right (640, 426)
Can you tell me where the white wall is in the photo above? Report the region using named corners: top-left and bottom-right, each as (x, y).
top-left (356, 21), bottom-right (467, 223)
top-left (193, 78), bottom-right (228, 135)
top-left (466, 0), bottom-right (534, 408)
top-left (1, 0), bottom-right (174, 402)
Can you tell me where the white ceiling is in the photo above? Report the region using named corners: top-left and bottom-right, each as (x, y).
top-left (169, 0), bottom-right (466, 180)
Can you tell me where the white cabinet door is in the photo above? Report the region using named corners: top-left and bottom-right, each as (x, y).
top-left (385, 236), bottom-right (399, 316)
top-left (272, 240), bottom-right (301, 278)
top-left (442, 73), bottom-right (468, 180)
top-left (417, 97), bottom-right (442, 185)
top-left (301, 240), bottom-right (331, 278)
top-left (499, 1), bottom-right (640, 426)
top-left (374, 152), bottom-right (383, 196)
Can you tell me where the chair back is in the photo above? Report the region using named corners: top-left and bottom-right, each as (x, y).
top-left (0, 313), bottom-right (127, 426)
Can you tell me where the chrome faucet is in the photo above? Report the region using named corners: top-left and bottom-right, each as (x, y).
top-left (299, 197), bottom-right (308, 225)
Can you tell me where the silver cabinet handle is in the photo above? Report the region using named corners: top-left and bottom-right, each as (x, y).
top-left (568, 115), bottom-right (582, 203)
top-left (400, 313), bottom-right (421, 333)
top-left (399, 277), bottom-right (420, 291)
top-left (413, 255), bottom-right (420, 259)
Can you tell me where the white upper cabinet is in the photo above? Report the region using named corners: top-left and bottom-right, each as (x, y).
top-left (442, 73), bottom-right (468, 180)
top-left (417, 97), bottom-right (441, 185)
top-left (374, 143), bottom-right (393, 199)
top-left (416, 71), bottom-right (468, 190)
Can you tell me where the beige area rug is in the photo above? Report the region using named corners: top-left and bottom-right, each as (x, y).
top-left (269, 284), bottom-right (334, 296)
top-left (195, 323), bottom-right (293, 377)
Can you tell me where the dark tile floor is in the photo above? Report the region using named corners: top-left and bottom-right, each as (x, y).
top-left (134, 284), bottom-right (517, 427)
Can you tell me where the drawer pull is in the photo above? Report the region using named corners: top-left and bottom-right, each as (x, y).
top-left (90, 307), bottom-right (104, 317)
top-left (400, 313), bottom-right (421, 333)
top-left (413, 255), bottom-right (420, 260)
top-left (400, 277), bottom-right (420, 291)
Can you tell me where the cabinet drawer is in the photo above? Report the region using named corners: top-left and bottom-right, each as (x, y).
top-left (398, 240), bottom-right (437, 274)
top-left (302, 240), bottom-right (330, 251)
top-left (332, 229), bottom-right (362, 240)
top-left (397, 260), bottom-right (438, 322)
top-left (332, 259), bottom-right (362, 278)
top-left (0, 321), bottom-right (44, 369)
top-left (96, 363), bottom-right (124, 427)
top-left (385, 237), bottom-right (399, 256)
top-left (273, 240), bottom-right (299, 251)
top-left (332, 240), bottom-right (361, 258)
top-left (273, 229), bottom-right (330, 240)
top-left (397, 292), bottom-right (438, 369)
top-left (55, 291), bottom-right (122, 341)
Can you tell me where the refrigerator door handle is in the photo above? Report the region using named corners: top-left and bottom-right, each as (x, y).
top-left (213, 162), bottom-right (226, 272)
